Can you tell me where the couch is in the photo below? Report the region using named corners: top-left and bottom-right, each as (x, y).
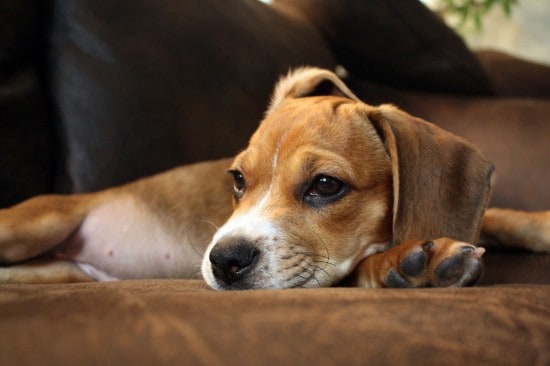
top-left (1, 1), bottom-right (548, 365)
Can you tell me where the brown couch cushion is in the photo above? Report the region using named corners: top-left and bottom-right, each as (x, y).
top-left (0, 280), bottom-right (548, 365)
top-left (481, 249), bottom-right (550, 285)
top-left (49, 0), bottom-right (335, 193)
top-left (274, 0), bottom-right (493, 94)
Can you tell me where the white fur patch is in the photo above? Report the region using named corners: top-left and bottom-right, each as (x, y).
top-left (335, 242), bottom-right (390, 277)
top-left (64, 196), bottom-right (202, 280)
top-left (76, 263), bottom-right (119, 281)
top-left (201, 199), bottom-right (281, 289)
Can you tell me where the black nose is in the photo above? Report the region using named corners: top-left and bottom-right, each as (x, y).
top-left (209, 239), bottom-right (260, 287)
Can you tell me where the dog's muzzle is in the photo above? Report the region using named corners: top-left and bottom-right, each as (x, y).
top-left (208, 237), bottom-right (260, 289)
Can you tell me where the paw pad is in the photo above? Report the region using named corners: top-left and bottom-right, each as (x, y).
top-left (385, 268), bottom-right (413, 288)
top-left (385, 241), bottom-right (434, 288)
top-left (399, 241), bottom-right (432, 277)
top-left (383, 239), bottom-right (485, 288)
top-left (433, 245), bottom-right (485, 287)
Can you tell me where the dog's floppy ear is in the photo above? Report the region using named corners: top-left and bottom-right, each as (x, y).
top-left (266, 67), bottom-right (359, 114)
top-left (368, 105), bottom-right (495, 244)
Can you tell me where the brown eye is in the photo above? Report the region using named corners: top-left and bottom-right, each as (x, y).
top-left (308, 176), bottom-right (343, 196)
top-left (304, 175), bottom-right (348, 207)
top-left (229, 170), bottom-right (245, 201)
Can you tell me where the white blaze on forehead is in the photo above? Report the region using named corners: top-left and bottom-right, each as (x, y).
top-left (213, 131), bottom-right (287, 243)
top-left (271, 131), bottom-right (287, 173)
top-left (272, 145), bottom-right (279, 171)
top-left (210, 203), bottom-right (279, 243)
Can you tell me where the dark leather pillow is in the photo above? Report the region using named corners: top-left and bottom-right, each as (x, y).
top-left (274, 0), bottom-right (493, 94)
top-left (476, 50), bottom-right (550, 97)
top-left (0, 0), bottom-right (54, 207)
top-left (49, 0), bottom-right (335, 193)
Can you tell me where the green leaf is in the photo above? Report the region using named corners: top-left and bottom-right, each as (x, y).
top-left (474, 10), bottom-right (483, 30)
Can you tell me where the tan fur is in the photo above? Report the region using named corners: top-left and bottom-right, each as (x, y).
top-left (482, 208), bottom-right (550, 253)
top-left (267, 67), bottom-right (359, 114)
top-left (224, 96), bottom-right (393, 285)
top-left (1, 159), bottom-right (233, 283)
top-left (0, 67), bottom-right (548, 288)
top-left (0, 259), bottom-right (92, 284)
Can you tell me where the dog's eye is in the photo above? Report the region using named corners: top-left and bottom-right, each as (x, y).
top-left (229, 170), bottom-right (246, 201)
top-left (304, 175), bottom-right (348, 207)
top-left (309, 176), bottom-right (344, 196)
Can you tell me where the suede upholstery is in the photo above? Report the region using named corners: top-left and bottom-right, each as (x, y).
top-left (1, 281), bottom-right (549, 366)
top-left (0, 1), bottom-right (548, 365)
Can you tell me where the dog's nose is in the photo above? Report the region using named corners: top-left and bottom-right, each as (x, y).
top-left (209, 239), bottom-right (260, 287)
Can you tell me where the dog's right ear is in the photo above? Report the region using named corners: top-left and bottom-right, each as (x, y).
top-left (266, 67), bottom-right (359, 115)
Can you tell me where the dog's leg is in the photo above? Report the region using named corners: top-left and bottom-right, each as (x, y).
top-left (481, 208), bottom-right (550, 253)
top-left (347, 238), bottom-right (485, 288)
top-left (0, 194), bottom-right (97, 264)
top-left (0, 258), bottom-right (93, 283)
top-left (1, 159), bottom-right (234, 284)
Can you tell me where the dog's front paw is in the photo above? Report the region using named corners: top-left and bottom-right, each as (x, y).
top-left (385, 241), bottom-right (433, 288)
top-left (385, 238), bottom-right (485, 288)
top-left (429, 238), bottom-right (485, 287)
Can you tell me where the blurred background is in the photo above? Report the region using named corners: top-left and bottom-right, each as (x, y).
top-left (261, 0), bottom-right (550, 65)
top-left (422, 0), bottom-right (550, 65)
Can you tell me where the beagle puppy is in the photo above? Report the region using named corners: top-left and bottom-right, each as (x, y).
top-left (1, 68), bottom-right (548, 288)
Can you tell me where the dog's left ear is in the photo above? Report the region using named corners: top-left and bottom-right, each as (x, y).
top-left (266, 67), bottom-right (358, 114)
top-left (368, 105), bottom-right (495, 245)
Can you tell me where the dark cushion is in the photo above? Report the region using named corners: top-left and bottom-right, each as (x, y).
top-left (49, 0), bottom-right (335, 193)
top-left (1, 280), bottom-right (548, 365)
top-left (481, 249), bottom-right (550, 285)
top-left (274, 0), bottom-right (493, 94)
top-left (476, 50), bottom-right (550, 97)
top-left (0, 0), bottom-right (54, 207)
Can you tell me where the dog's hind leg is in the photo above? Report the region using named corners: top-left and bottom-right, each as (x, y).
top-left (0, 258), bottom-right (93, 283)
top-left (0, 194), bottom-right (98, 264)
top-left (481, 208), bottom-right (550, 253)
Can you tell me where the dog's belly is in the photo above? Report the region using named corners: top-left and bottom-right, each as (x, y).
top-left (55, 196), bottom-right (202, 280)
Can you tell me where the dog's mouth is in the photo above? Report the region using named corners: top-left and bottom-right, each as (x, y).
top-left (203, 241), bottom-right (339, 291)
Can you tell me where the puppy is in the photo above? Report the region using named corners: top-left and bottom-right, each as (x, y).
top-left (1, 68), bottom-right (548, 288)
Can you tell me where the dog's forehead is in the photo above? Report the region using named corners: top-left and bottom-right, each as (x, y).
top-left (232, 96), bottom-right (384, 183)
top-left (251, 97), bottom-right (364, 153)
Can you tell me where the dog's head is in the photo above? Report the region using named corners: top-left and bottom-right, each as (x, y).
top-left (201, 67), bottom-right (494, 290)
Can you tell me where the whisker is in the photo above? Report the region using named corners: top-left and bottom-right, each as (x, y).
top-left (192, 268), bottom-right (203, 279)
top-left (297, 264), bottom-right (322, 286)
top-left (294, 250), bottom-right (331, 260)
top-left (291, 275), bottom-right (309, 289)
top-left (183, 217), bottom-right (220, 258)
top-left (199, 217), bottom-right (220, 230)
top-left (308, 228), bottom-right (333, 271)
top-left (182, 226), bottom-right (204, 258)
top-left (308, 263), bottom-right (330, 278)
top-left (297, 273), bottom-right (319, 287)
top-left (295, 252), bottom-right (336, 266)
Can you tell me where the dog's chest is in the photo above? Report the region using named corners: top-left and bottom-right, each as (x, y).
top-left (56, 196), bottom-right (202, 280)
